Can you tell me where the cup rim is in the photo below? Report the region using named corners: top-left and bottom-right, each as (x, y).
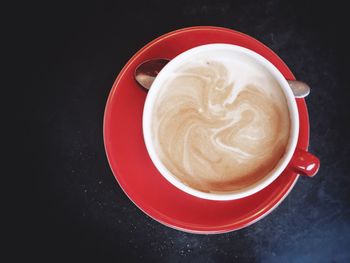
top-left (142, 43), bottom-right (299, 201)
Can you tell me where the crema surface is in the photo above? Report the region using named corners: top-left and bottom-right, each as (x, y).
top-left (152, 57), bottom-right (290, 192)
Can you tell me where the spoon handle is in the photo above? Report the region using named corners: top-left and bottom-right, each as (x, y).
top-left (287, 80), bottom-right (311, 98)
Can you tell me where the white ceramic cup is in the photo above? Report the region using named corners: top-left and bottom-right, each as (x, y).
top-left (142, 44), bottom-right (299, 201)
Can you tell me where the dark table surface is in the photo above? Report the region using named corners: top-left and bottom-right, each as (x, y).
top-left (22, 0), bottom-right (350, 262)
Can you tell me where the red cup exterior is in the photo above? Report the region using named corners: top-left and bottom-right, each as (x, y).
top-left (290, 149), bottom-right (320, 177)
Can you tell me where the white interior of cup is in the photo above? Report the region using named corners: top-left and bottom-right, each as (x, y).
top-left (143, 44), bottom-right (299, 201)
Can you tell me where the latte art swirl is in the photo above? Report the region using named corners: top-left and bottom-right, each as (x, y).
top-left (152, 60), bottom-right (290, 192)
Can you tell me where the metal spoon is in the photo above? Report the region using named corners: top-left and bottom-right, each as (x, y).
top-left (135, 59), bottom-right (169, 91)
top-left (135, 59), bottom-right (310, 98)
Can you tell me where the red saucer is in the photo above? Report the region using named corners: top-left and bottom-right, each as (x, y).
top-left (103, 26), bottom-right (309, 234)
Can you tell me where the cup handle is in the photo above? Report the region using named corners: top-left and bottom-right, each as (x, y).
top-left (289, 149), bottom-right (320, 177)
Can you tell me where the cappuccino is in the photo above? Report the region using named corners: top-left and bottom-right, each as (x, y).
top-left (151, 51), bottom-right (290, 193)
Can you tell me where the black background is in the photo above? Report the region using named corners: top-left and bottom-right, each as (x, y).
top-left (18, 0), bottom-right (350, 262)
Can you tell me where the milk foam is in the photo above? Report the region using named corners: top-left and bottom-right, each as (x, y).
top-left (152, 53), bottom-right (290, 193)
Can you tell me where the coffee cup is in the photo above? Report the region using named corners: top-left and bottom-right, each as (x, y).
top-left (143, 44), bottom-right (319, 201)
